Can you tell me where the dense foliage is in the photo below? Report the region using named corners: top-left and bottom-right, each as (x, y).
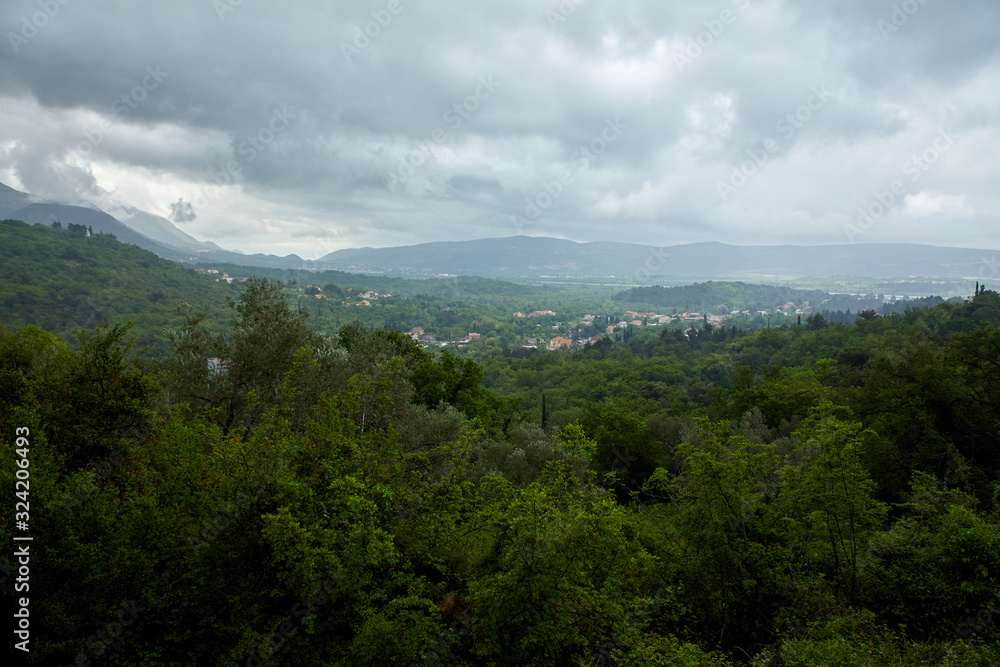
top-left (0, 219), bottom-right (235, 351)
top-left (2, 231), bottom-right (1000, 665)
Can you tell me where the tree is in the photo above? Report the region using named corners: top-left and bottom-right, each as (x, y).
top-left (163, 278), bottom-right (323, 436)
top-left (773, 403), bottom-right (887, 603)
top-left (466, 462), bottom-right (657, 666)
top-left (806, 313), bottom-right (829, 330)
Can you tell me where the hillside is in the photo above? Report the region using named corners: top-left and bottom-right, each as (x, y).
top-left (0, 182), bottom-right (31, 209)
top-left (615, 281), bottom-right (835, 313)
top-left (0, 219), bottom-right (236, 351)
top-left (3, 270), bottom-right (999, 666)
top-left (610, 280), bottom-right (954, 315)
top-left (0, 181), bottom-right (313, 269)
top-left (319, 236), bottom-right (1000, 282)
top-left (0, 220), bottom-right (623, 357)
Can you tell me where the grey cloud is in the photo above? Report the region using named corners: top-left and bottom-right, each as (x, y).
top-left (1, 0), bottom-right (998, 256)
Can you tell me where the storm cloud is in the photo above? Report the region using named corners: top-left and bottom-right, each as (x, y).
top-left (2, 0), bottom-right (998, 257)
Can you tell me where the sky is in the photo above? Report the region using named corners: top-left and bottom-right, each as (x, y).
top-left (1, 0), bottom-right (999, 259)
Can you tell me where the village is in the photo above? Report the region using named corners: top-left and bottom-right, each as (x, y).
top-left (190, 271), bottom-right (918, 356)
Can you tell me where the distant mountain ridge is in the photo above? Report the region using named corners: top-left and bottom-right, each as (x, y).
top-left (0, 181), bottom-right (309, 269)
top-left (2, 181), bottom-right (997, 281)
top-left (318, 236), bottom-right (999, 281)
top-left (0, 182), bottom-right (32, 209)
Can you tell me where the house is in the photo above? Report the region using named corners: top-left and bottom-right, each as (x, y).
top-left (513, 312), bottom-right (526, 318)
top-left (548, 336), bottom-right (573, 350)
top-left (207, 358), bottom-right (229, 375)
top-left (409, 327), bottom-right (425, 336)
top-left (526, 337), bottom-right (543, 345)
top-left (467, 332), bottom-right (481, 340)
top-left (528, 310), bottom-right (557, 317)
top-left (356, 300), bottom-right (371, 307)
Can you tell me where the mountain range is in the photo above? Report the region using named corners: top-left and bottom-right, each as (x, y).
top-left (316, 236), bottom-right (998, 282)
top-left (0, 182), bottom-right (311, 269)
top-left (1, 181), bottom-right (997, 282)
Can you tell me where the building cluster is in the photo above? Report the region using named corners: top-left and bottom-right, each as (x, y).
top-left (406, 327), bottom-right (480, 345)
top-left (594, 310), bottom-right (733, 334)
top-left (513, 310), bottom-right (557, 317)
top-left (196, 269), bottom-right (249, 284)
top-left (342, 288), bottom-right (391, 306)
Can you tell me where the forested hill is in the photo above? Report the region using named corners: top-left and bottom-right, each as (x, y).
top-left (614, 280), bottom-right (950, 314)
top-left (615, 281), bottom-right (830, 310)
top-left (0, 219), bottom-right (236, 350)
top-left (0, 219), bottom-right (617, 356)
top-left (3, 265), bottom-right (1000, 664)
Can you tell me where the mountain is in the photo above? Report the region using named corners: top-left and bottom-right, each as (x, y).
top-left (0, 182), bottom-right (31, 210)
top-left (4, 181), bottom-right (997, 282)
top-left (115, 207), bottom-right (226, 252)
top-left (0, 218), bottom-right (235, 353)
top-left (318, 236), bottom-right (999, 281)
top-left (0, 182), bottom-right (311, 270)
top-left (6, 202), bottom-right (186, 254)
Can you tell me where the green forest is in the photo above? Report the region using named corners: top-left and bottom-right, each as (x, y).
top-left (2, 221), bottom-right (1000, 665)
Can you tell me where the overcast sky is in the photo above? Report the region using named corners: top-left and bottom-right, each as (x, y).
top-left (1, 0), bottom-right (999, 258)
